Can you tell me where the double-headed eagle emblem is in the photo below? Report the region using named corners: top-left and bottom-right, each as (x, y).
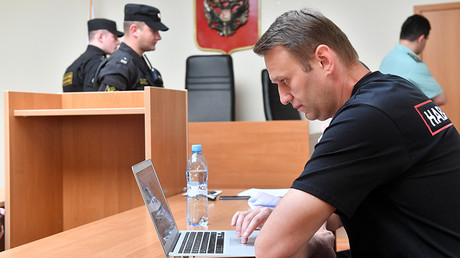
top-left (203, 0), bottom-right (249, 37)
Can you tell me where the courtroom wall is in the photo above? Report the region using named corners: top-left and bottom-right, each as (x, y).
top-left (0, 0), bottom-right (456, 187)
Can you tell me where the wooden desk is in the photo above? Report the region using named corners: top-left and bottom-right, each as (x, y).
top-left (0, 189), bottom-right (249, 257)
top-left (4, 88), bottom-right (187, 248)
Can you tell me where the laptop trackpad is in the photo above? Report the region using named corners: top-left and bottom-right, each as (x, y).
top-left (225, 231), bottom-right (258, 256)
top-left (229, 236), bottom-right (256, 246)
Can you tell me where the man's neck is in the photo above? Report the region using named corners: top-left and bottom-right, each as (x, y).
top-left (328, 60), bottom-right (370, 119)
top-left (339, 60), bottom-right (369, 94)
top-left (399, 39), bottom-right (420, 55)
top-left (123, 38), bottom-right (144, 57)
top-left (88, 42), bottom-right (104, 52)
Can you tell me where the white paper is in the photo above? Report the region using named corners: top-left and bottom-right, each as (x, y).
top-left (238, 188), bottom-right (289, 198)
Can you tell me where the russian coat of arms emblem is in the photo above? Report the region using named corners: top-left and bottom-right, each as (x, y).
top-left (195, 0), bottom-right (259, 54)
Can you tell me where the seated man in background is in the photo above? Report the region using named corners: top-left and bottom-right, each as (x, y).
top-left (62, 18), bottom-right (123, 92)
top-left (380, 14), bottom-right (447, 106)
top-left (94, 4), bottom-right (168, 91)
top-left (232, 9), bottom-right (460, 257)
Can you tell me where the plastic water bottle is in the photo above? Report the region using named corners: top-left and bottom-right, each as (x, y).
top-left (186, 144), bottom-right (208, 228)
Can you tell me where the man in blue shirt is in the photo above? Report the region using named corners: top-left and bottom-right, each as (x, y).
top-left (380, 14), bottom-right (447, 106)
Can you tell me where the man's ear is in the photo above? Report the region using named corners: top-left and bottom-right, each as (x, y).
top-left (315, 44), bottom-right (334, 73)
top-left (97, 31), bottom-right (104, 43)
top-left (130, 23), bottom-right (140, 38)
top-left (416, 34), bottom-right (425, 44)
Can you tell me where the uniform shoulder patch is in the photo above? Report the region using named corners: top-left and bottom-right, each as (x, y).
top-left (105, 85), bottom-right (119, 91)
top-left (63, 72), bottom-right (73, 87)
top-left (139, 78), bottom-right (149, 85)
top-left (407, 52), bottom-right (422, 62)
top-left (117, 56), bottom-right (130, 65)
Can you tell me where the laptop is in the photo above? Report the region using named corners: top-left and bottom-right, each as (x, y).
top-left (131, 159), bottom-right (258, 257)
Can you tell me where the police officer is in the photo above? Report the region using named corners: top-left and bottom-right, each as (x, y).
top-left (94, 4), bottom-right (168, 91)
top-left (380, 14), bottom-right (447, 106)
top-left (62, 18), bottom-right (123, 92)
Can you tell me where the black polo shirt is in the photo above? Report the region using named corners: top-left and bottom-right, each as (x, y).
top-left (292, 72), bottom-right (460, 257)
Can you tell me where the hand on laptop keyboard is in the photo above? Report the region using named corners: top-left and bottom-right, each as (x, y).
top-left (231, 206), bottom-right (272, 244)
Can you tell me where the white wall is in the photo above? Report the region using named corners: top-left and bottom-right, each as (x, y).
top-left (0, 0), bottom-right (457, 187)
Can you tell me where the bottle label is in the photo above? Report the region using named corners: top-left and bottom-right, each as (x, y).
top-left (187, 182), bottom-right (207, 197)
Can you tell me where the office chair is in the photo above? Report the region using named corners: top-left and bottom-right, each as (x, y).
top-left (261, 69), bottom-right (301, 120)
top-left (185, 55), bottom-right (235, 122)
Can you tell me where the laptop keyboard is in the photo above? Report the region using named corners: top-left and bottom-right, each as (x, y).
top-left (178, 231), bottom-right (225, 254)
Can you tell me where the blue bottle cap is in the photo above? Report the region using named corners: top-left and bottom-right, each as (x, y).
top-left (191, 144), bottom-right (202, 152)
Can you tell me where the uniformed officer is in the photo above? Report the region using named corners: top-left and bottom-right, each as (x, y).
top-left (380, 14), bottom-right (447, 106)
top-left (94, 4), bottom-right (168, 91)
top-left (62, 18), bottom-right (123, 92)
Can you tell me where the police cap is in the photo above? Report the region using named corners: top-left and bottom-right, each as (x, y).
top-left (124, 3), bottom-right (169, 31)
top-left (88, 18), bottom-right (124, 37)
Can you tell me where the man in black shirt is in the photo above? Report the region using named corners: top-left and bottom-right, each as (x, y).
top-left (62, 18), bottom-right (123, 92)
top-left (94, 4), bottom-right (168, 91)
top-left (231, 9), bottom-right (460, 257)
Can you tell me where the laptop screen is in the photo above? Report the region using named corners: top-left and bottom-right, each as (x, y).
top-left (132, 160), bottom-right (179, 254)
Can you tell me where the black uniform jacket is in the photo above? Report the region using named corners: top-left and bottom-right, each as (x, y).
top-left (63, 45), bottom-right (106, 92)
top-left (94, 43), bottom-right (163, 91)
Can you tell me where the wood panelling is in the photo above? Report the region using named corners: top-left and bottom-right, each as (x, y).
top-left (189, 121), bottom-right (309, 189)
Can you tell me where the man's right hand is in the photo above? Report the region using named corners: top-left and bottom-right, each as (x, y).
top-left (231, 206), bottom-right (273, 244)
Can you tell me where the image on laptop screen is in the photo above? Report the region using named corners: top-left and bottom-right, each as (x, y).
top-left (136, 165), bottom-right (176, 245)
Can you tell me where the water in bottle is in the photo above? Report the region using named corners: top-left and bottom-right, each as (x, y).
top-left (186, 144), bottom-right (208, 228)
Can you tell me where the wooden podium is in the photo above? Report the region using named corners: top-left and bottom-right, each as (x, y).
top-left (3, 87), bottom-right (187, 248)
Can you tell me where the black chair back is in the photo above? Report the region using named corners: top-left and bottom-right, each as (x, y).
top-left (186, 55), bottom-right (235, 122)
top-left (262, 69), bottom-right (301, 120)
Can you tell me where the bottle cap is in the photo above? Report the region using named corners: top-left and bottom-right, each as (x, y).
top-left (191, 144), bottom-right (202, 152)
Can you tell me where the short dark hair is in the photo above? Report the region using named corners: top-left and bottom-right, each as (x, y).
top-left (88, 29), bottom-right (108, 41)
top-left (123, 21), bottom-right (146, 36)
top-left (253, 9), bottom-right (358, 71)
top-left (400, 14), bottom-right (431, 41)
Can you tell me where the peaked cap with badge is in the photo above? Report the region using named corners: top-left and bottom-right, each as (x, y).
top-left (124, 3), bottom-right (169, 31)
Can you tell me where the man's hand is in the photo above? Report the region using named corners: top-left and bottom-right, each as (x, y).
top-left (307, 223), bottom-right (336, 258)
top-left (231, 206), bottom-right (272, 244)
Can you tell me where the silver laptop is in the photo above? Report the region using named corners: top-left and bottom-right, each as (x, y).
top-left (131, 159), bottom-right (258, 257)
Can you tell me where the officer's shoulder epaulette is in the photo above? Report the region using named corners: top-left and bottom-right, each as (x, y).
top-left (407, 52), bottom-right (422, 62)
top-left (116, 56), bottom-right (130, 65)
